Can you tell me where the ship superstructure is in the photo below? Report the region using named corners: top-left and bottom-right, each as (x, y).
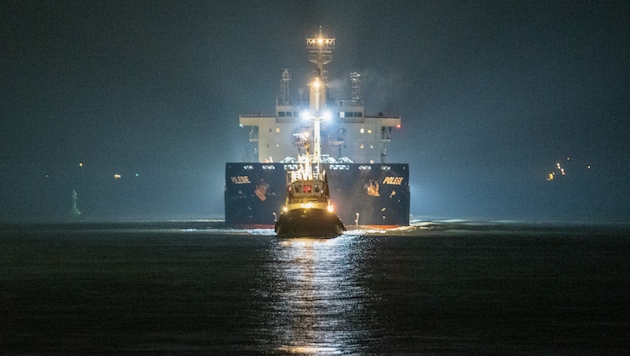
top-left (225, 28), bottom-right (409, 228)
top-left (240, 30), bottom-right (400, 165)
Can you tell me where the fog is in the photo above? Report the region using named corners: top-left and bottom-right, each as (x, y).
top-left (1, 1), bottom-right (628, 222)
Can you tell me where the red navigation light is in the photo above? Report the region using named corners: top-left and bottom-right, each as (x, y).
top-left (396, 124), bottom-right (401, 129)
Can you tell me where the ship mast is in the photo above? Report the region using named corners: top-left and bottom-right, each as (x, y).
top-left (306, 27), bottom-right (335, 164)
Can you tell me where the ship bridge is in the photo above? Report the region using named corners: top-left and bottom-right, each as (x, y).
top-left (240, 105), bottom-right (400, 164)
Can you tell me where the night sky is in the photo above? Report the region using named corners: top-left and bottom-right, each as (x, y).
top-left (1, 0), bottom-right (628, 222)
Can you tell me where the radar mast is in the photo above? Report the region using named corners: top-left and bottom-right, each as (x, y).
top-left (306, 27), bottom-right (335, 164)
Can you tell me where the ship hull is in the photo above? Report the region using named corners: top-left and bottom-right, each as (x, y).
top-left (274, 208), bottom-right (345, 237)
top-left (225, 163), bottom-right (410, 228)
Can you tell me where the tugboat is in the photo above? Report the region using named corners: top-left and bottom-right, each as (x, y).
top-left (275, 135), bottom-right (345, 237)
top-left (275, 32), bottom-right (345, 237)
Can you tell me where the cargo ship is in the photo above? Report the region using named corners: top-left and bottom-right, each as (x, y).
top-left (225, 28), bottom-right (410, 228)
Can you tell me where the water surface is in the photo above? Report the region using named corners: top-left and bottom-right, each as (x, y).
top-left (1, 222), bottom-right (629, 354)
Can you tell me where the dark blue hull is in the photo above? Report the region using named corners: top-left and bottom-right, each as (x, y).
top-left (225, 163), bottom-right (410, 227)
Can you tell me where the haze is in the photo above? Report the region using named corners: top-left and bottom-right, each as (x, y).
top-left (1, 1), bottom-right (628, 222)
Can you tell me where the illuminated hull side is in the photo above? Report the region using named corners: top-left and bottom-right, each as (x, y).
top-left (274, 208), bottom-right (345, 237)
top-left (225, 163), bottom-right (410, 228)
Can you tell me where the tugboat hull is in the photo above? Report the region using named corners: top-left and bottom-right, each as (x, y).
top-left (275, 208), bottom-right (346, 237)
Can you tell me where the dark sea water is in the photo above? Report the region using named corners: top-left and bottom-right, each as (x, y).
top-left (1, 221), bottom-right (629, 355)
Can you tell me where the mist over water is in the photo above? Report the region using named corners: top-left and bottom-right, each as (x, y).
top-left (2, 221), bottom-right (629, 354)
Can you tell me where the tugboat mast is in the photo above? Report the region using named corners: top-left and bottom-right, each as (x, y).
top-left (306, 27), bottom-right (335, 164)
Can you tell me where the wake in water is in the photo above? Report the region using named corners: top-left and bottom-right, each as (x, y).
top-left (2, 218), bottom-right (628, 237)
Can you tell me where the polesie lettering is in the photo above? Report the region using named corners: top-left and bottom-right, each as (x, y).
top-left (382, 177), bottom-right (403, 185)
top-left (231, 176), bottom-right (251, 184)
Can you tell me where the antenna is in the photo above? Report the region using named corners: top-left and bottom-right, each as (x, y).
top-left (350, 72), bottom-right (361, 102)
top-left (280, 69), bottom-right (290, 105)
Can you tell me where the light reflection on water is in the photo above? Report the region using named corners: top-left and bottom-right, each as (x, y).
top-left (262, 236), bottom-right (371, 354)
